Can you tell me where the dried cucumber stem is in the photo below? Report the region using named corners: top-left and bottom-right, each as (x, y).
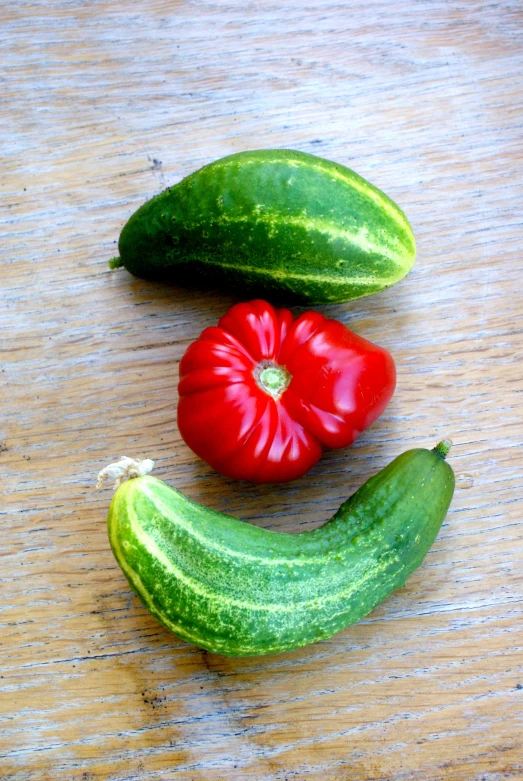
top-left (97, 457), bottom-right (154, 491)
top-left (432, 440), bottom-right (452, 459)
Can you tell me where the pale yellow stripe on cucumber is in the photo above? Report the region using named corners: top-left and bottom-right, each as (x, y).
top-left (296, 156), bottom-right (412, 236)
top-left (128, 500), bottom-right (300, 612)
top-left (111, 512), bottom-right (255, 655)
top-left (192, 255), bottom-right (404, 290)
top-left (109, 488), bottom-right (223, 647)
top-left (125, 489), bottom-right (385, 614)
top-left (213, 153), bottom-right (413, 236)
top-left (212, 211), bottom-right (411, 262)
top-left (143, 480), bottom-right (353, 567)
top-left (113, 519), bottom-right (380, 655)
top-left (109, 528), bottom-right (207, 649)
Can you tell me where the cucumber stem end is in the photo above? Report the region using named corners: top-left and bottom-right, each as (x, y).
top-left (433, 439), bottom-right (452, 459)
top-left (109, 256), bottom-right (123, 269)
top-left (97, 457), bottom-right (154, 491)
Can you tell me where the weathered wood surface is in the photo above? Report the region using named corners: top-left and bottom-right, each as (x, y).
top-left (1, 1), bottom-right (522, 779)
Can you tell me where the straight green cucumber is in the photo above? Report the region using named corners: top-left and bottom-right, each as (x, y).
top-left (111, 149), bottom-right (415, 305)
top-left (106, 443), bottom-right (454, 657)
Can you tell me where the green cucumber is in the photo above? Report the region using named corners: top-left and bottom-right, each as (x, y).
top-left (110, 149), bottom-right (415, 304)
top-left (105, 442), bottom-right (454, 657)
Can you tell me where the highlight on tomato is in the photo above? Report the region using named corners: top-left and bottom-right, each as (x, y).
top-left (177, 300), bottom-right (396, 483)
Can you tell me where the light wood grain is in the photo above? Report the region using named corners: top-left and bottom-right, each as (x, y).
top-left (1, 1), bottom-right (522, 779)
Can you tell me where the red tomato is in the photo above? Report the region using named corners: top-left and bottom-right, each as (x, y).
top-left (177, 300), bottom-right (396, 483)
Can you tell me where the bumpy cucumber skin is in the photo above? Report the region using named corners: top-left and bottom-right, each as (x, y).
top-left (107, 447), bottom-right (454, 657)
top-left (115, 149), bottom-right (416, 305)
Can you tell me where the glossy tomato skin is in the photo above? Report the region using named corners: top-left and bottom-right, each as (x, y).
top-left (178, 300), bottom-right (395, 483)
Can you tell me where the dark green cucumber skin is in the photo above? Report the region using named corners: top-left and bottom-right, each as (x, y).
top-left (114, 149), bottom-right (415, 305)
top-left (107, 447), bottom-right (454, 657)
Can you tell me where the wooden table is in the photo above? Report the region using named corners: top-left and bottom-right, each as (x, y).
top-left (2, 2), bottom-right (522, 779)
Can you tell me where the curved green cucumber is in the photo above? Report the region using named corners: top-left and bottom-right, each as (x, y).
top-left (111, 149), bottom-right (415, 305)
top-left (107, 443), bottom-right (454, 657)
top-left (108, 445), bottom-right (453, 656)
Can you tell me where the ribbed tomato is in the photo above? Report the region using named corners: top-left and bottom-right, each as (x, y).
top-left (177, 300), bottom-right (395, 483)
